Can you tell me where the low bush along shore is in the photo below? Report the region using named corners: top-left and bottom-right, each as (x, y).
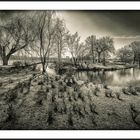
top-left (0, 69), bottom-right (140, 130)
top-left (74, 63), bottom-right (137, 71)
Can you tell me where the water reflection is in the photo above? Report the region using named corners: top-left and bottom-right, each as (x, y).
top-left (75, 68), bottom-right (140, 86)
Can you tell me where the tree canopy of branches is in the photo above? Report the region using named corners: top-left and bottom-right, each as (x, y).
top-left (1, 10), bottom-right (136, 73)
top-left (117, 41), bottom-right (140, 67)
top-left (117, 46), bottom-right (133, 64)
top-left (85, 35), bottom-right (96, 63)
top-left (85, 35), bottom-right (115, 65)
top-left (32, 11), bottom-right (57, 73)
top-left (129, 41), bottom-right (140, 65)
top-left (66, 32), bottom-right (88, 66)
top-left (0, 13), bottom-right (36, 65)
top-left (98, 36), bottom-right (115, 65)
top-left (54, 18), bottom-right (68, 73)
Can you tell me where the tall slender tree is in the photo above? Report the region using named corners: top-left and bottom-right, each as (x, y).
top-left (54, 18), bottom-right (68, 73)
top-left (129, 41), bottom-right (140, 67)
top-left (33, 11), bottom-right (57, 74)
top-left (85, 35), bottom-right (96, 63)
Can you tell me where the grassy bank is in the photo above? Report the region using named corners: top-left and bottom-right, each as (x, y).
top-left (0, 68), bottom-right (140, 129)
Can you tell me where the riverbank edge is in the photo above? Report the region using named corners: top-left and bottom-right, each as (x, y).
top-left (61, 64), bottom-right (137, 72)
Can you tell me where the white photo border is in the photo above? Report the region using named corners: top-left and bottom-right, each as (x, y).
top-left (0, 1), bottom-right (140, 139)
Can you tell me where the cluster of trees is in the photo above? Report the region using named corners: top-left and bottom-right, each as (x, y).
top-left (85, 35), bottom-right (115, 66)
top-left (117, 41), bottom-right (140, 66)
top-left (0, 11), bottom-right (116, 73)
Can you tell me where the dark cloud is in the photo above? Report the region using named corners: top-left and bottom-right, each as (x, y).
top-left (1, 10), bottom-right (140, 49)
top-left (1, 10), bottom-right (140, 36)
top-left (80, 11), bottom-right (140, 36)
top-left (61, 11), bottom-right (140, 49)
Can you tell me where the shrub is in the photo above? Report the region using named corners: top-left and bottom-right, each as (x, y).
top-left (24, 61), bottom-right (31, 67)
top-left (105, 89), bottom-right (114, 98)
top-left (31, 65), bottom-right (37, 71)
top-left (12, 61), bottom-right (32, 68)
top-left (94, 86), bottom-right (100, 96)
top-left (34, 90), bottom-right (47, 105)
top-left (12, 61), bottom-right (24, 68)
top-left (53, 62), bottom-right (65, 74)
top-left (122, 88), bottom-right (131, 95)
top-left (103, 84), bottom-right (108, 89)
top-left (128, 86), bottom-right (138, 96)
top-left (115, 92), bottom-right (123, 101)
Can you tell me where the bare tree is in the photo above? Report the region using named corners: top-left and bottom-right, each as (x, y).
top-left (34, 11), bottom-right (57, 74)
top-left (0, 13), bottom-right (36, 65)
top-left (117, 46), bottom-right (133, 64)
top-left (75, 42), bottom-right (89, 64)
top-left (54, 18), bottom-right (68, 73)
top-left (129, 41), bottom-right (140, 67)
top-left (129, 41), bottom-right (140, 64)
top-left (85, 35), bottom-right (96, 63)
top-left (99, 36), bottom-right (115, 65)
top-left (94, 36), bottom-right (114, 65)
top-left (66, 32), bottom-right (83, 66)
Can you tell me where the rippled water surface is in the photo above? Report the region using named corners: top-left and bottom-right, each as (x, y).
top-left (75, 68), bottom-right (140, 86)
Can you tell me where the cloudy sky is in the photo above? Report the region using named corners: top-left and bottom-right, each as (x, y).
top-left (59, 11), bottom-right (140, 50)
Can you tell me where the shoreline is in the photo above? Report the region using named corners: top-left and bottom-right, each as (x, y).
top-left (61, 64), bottom-right (137, 72)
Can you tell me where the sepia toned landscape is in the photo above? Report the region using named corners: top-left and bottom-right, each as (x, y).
top-left (0, 11), bottom-right (140, 130)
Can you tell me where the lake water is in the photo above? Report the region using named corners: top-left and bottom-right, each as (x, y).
top-left (75, 68), bottom-right (140, 86)
top-left (1, 59), bottom-right (140, 87)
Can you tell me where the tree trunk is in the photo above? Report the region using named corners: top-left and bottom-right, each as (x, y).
top-left (103, 52), bottom-right (106, 66)
top-left (1, 47), bottom-right (10, 65)
top-left (98, 52), bottom-right (101, 63)
top-left (42, 62), bottom-right (46, 74)
top-left (133, 55), bottom-right (136, 64)
top-left (72, 57), bottom-right (77, 66)
top-left (57, 52), bottom-right (61, 74)
top-left (139, 56), bottom-right (140, 69)
top-left (103, 59), bottom-right (106, 66)
top-left (92, 52), bottom-right (95, 63)
top-left (2, 56), bottom-right (9, 65)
